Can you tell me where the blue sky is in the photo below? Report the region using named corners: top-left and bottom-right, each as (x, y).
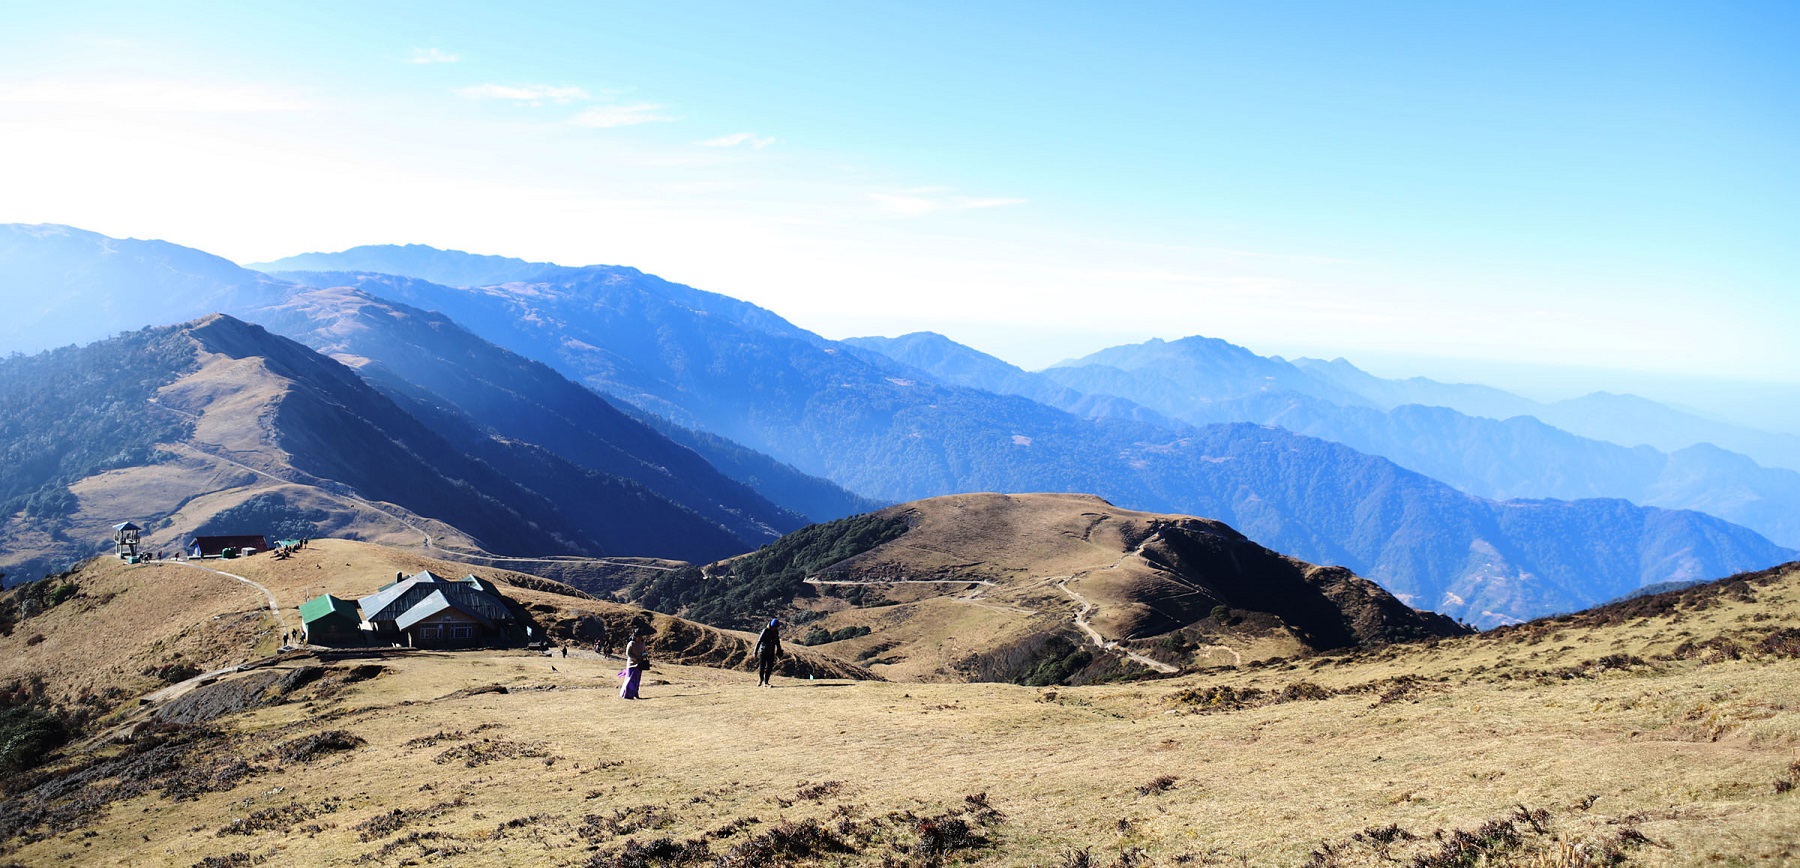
top-left (2, 1), bottom-right (1795, 416)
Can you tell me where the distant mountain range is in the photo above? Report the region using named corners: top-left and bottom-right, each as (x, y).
top-left (243, 285), bottom-right (816, 547)
top-left (867, 332), bottom-right (1800, 549)
top-left (254, 244), bottom-right (1792, 625)
top-left (2, 225), bottom-right (1795, 627)
top-left (0, 312), bottom-right (806, 585)
top-left (0, 224), bottom-right (289, 355)
top-left (1294, 357), bottom-right (1800, 473)
top-left (248, 244), bottom-right (557, 288)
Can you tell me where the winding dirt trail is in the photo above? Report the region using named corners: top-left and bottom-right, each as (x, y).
top-left (1194, 643), bottom-right (1243, 666)
top-left (166, 559), bottom-right (287, 632)
top-left (1055, 580), bottom-right (1180, 674)
top-left (804, 573), bottom-right (1181, 673)
top-left (803, 577), bottom-right (1034, 616)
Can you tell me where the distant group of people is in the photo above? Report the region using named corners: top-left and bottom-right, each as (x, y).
top-left (556, 615), bottom-right (786, 700)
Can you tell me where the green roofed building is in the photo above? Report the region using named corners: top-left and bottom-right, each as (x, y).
top-left (299, 594), bottom-right (362, 646)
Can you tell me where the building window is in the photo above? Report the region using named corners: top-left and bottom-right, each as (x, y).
top-left (451, 625), bottom-right (475, 640)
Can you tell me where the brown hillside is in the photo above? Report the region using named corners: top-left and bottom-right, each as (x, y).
top-left (776, 493), bottom-right (1462, 682)
top-left (2, 562), bottom-right (1795, 865)
top-left (0, 539), bottom-right (871, 734)
top-left (0, 317), bottom-right (482, 585)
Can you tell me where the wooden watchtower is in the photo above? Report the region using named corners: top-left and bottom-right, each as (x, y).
top-left (113, 521), bottom-right (142, 561)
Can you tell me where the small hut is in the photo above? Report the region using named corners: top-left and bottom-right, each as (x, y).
top-left (299, 594), bottom-right (362, 646)
top-left (188, 534), bottom-right (270, 559)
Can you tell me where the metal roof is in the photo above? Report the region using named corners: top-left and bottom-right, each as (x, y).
top-left (359, 570), bottom-right (513, 625)
top-left (394, 589), bottom-right (498, 632)
top-left (299, 594), bottom-right (360, 625)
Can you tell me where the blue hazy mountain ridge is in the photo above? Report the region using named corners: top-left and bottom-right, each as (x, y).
top-left (0, 224), bottom-right (292, 356)
top-left (248, 244), bottom-right (558, 288)
top-left (1044, 336), bottom-right (1381, 412)
top-left (839, 332), bottom-right (1185, 429)
top-left (244, 285), bottom-right (808, 545)
top-left (0, 226), bottom-right (868, 533)
top-left (262, 268), bottom-right (826, 435)
top-left (0, 313), bottom-right (766, 579)
top-left (605, 399), bottom-right (885, 523)
top-left (855, 331), bottom-right (1800, 549)
top-left (0, 226), bottom-right (855, 563)
top-left (261, 271), bottom-right (860, 524)
top-left (1293, 357), bottom-right (1800, 474)
top-left (177, 314), bottom-right (772, 563)
top-left (1200, 393), bottom-right (1800, 549)
top-left (255, 249), bottom-right (1792, 626)
top-left (1288, 356), bottom-right (1544, 421)
top-left (1038, 338), bottom-right (1800, 549)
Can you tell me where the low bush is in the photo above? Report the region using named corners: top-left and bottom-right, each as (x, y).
top-left (0, 705), bottom-right (69, 776)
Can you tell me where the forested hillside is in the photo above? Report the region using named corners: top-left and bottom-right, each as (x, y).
top-left (0, 326), bottom-right (195, 532)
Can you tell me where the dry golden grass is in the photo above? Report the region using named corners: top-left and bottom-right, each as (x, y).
top-left (6, 552), bottom-right (1799, 865)
top-left (0, 539), bottom-right (864, 746)
top-left (0, 540), bottom-right (568, 706)
top-left (788, 493), bottom-right (1417, 681)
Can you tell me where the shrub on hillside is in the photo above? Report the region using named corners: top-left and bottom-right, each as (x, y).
top-left (1018, 635), bottom-right (1094, 687)
top-left (629, 513), bottom-right (910, 629)
top-left (800, 625), bottom-right (872, 646)
top-left (1756, 628), bottom-right (1800, 659)
top-left (0, 704), bottom-right (69, 776)
top-left (0, 573), bottom-right (80, 635)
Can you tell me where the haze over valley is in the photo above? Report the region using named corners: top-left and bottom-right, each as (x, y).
top-left (4, 223), bottom-right (1796, 630)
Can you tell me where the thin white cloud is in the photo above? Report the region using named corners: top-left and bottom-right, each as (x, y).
top-left (455, 83), bottom-right (591, 104)
top-left (571, 103), bottom-right (674, 128)
top-left (450, 81), bottom-right (670, 127)
top-left (407, 48), bottom-right (461, 64)
top-left (0, 78), bottom-right (318, 113)
top-left (699, 132), bottom-right (775, 149)
top-left (869, 188), bottom-right (1027, 217)
top-left (959, 197), bottom-right (1029, 210)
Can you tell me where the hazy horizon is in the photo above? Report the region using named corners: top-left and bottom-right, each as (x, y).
top-left (3, 2), bottom-right (1794, 427)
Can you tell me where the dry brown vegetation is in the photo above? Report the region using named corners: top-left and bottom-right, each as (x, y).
top-left (0, 539), bottom-right (868, 725)
top-left (2, 540), bottom-right (1798, 864)
top-left (754, 493), bottom-right (1462, 683)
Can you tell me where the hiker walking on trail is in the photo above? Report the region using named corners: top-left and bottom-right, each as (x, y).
top-left (619, 628), bottom-right (650, 699)
top-left (754, 617), bottom-right (783, 687)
